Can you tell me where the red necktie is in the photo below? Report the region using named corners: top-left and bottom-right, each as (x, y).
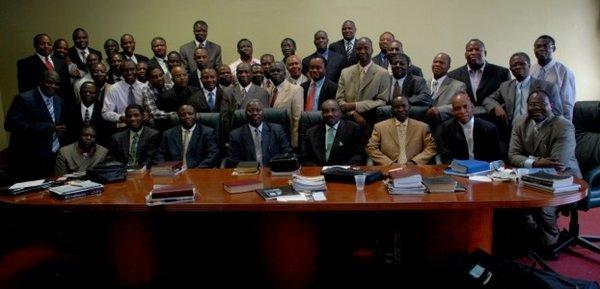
top-left (44, 56), bottom-right (54, 71)
top-left (270, 87), bottom-right (278, 107)
top-left (305, 82), bottom-right (317, 111)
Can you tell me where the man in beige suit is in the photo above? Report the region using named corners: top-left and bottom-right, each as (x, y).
top-left (366, 96), bottom-right (437, 165)
top-left (336, 37), bottom-right (390, 131)
top-left (269, 61), bottom-right (304, 148)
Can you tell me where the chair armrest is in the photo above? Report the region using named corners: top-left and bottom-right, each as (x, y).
top-left (585, 165), bottom-right (600, 186)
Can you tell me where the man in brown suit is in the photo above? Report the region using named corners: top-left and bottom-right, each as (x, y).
top-left (366, 96), bottom-right (436, 165)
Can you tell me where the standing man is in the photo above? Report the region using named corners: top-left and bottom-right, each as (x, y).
top-left (5, 71), bottom-right (67, 180)
top-left (285, 55), bottom-right (308, 85)
top-left (388, 54), bottom-right (431, 106)
top-left (67, 28), bottom-right (103, 72)
top-left (302, 30), bottom-right (345, 83)
top-left (301, 56), bottom-right (338, 112)
top-left (280, 38), bottom-right (297, 62)
top-left (120, 34), bottom-right (148, 64)
top-left (260, 54), bottom-right (276, 95)
top-left (335, 37), bottom-right (390, 133)
top-left (425, 53), bottom-right (467, 124)
top-left (531, 35), bottom-right (576, 121)
top-left (372, 32), bottom-right (395, 69)
top-left (188, 47), bottom-right (209, 89)
top-left (180, 20), bottom-right (222, 71)
top-left (195, 68), bottom-right (224, 113)
top-left (435, 92), bottom-right (502, 164)
top-left (302, 100), bottom-right (364, 166)
top-left (102, 60), bottom-right (145, 128)
top-left (222, 63), bottom-right (270, 112)
top-left (366, 96), bottom-right (436, 165)
top-left (156, 66), bottom-right (203, 114)
top-left (17, 33), bottom-right (68, 94)
top-left (386, 40), bottom-right (424, 77)
top-left (147, 37), bottom-right (170, 78)
top-left (142, 67), bottom-right (174, 126)
top-left (229, 39), bottom-right (260, 76)
top-left (268, 61), bottom-right (304, 148)
top-left (329, 20), bottom-right (358, 68)
top-left (447, 39), bottom-right (511, 107)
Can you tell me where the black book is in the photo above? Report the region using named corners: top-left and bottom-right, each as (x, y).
top-left (256, 185), bottom-right (299, 200)
top-left (422, 175), bottom-right (457, 193)
top-left (521, 172), bottom-right (573, 188)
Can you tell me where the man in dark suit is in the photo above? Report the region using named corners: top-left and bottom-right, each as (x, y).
top-left (109, 104), bottom-right (160, 168)
top-left (156, 66), bottom-right (203, 113)
top-left (194, 68), bottom-right (224, 113)
top-left (302, 30), bottom-right (345, 83)
top-left (329, 20), bottom-right (358, 68)
top-left (387, 40), bottom-right (423, 77)
top-left (371, 32), bottom-right (395, 69)
top-left (147, 37), bottom-right (169, 75)
top-left (67, 28), bottom-right (103, 72)
top-left (5, 71), bottom-right (67, 181)
top-left (301, 56), bottom-right (337, 111)
top-left (155, 104), bottom-right (219, 168)
top-left (179, 20), bottom-right (222, 71)
top-left (226, 100), bottom-right (292, 167)
top-left (435, 92), bottom-right (503, 164)
top-left (447, 39), bottom-right (511, 107)
top-left (302, 100), bottom-right (364, 166)
top-left (119, 34), bottom-right (148, 64)
top-left (17, 34), bottom-right (69, 94)
top-left (107, 53), bottom-right (123, 84)
top-left (388, 54), bottom-right (431, 106)
top-left (188, 47), bottom-right (209, 89)
top-left (64, 81), bottom-right (110, 147)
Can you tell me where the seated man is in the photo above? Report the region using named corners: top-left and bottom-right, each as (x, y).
top-left (110, 104), bottom-right (160, 168)
top-left (55, 125), bottom-right (110, 176)
top-left (366, 96), bottom-right (436, 165)
top-left (156, 66), bottom-right (203, 114)
top-left (155, 104), bottom-right (219, 168)
top-left (508, 89), bottom-right (581, 258)
top-left (226, 100), bottom-right (292, 167)
top-left (435, 92), bottom-right (503, 164)
top-left (302, 100), bottom-right (364, 166)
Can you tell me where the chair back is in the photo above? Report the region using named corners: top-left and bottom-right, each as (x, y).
top-left (573, 101), bottom-right (600, 209)
top-left (298, 111), bottom-right (324, 159)
top-left (231, 108), bottom-right (290, 141)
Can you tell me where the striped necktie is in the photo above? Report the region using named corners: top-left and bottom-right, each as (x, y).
top-left (44, 96), bottom-right (60, 153)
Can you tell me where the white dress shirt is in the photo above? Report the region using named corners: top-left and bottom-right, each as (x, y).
top-left (102, 79), bottom-right (146, 122)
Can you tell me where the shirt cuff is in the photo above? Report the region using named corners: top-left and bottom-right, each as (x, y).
top-left (524, 157), bottom-right (536, 168)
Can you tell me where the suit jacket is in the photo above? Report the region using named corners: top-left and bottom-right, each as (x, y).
top-left (429, 76), bottom-right (467, 121)
top-left (119, 52), bottom-right (149, 64)
top-left (302, 120), bottom-right (365, 166)
top-left (447, 62), bottom-right (510, 106)
top-left (301, 50), bottom-right (345, 83)
top-left (372, 53), bottom-right (424, 77)
top-left (155, 123), bottom-right (219, 168)
top-left (5, 88), bottom-right (65, 180)
top-left (509, 115), bottom-right (581, 178)
top-left (435, 117), bottom-right (503, 164)
top-left (336, 63), bottom-right (390, 114)
top-left (147, 57), bottom-right (163, 73)
top-left (179, 40), bottom-right (222, 71)
top-left (55, 143), bottom-right (109, 176)
top-left (226, 122), bottom-right (292, 167)
top-left (67, 47), bottom-right (103, 72)
top-left (188, 69), bottom-right (203, 89)
top-left (17, 54), bottom-right (69, 93)
top-left (271, 80), bottom-right (304, 147)
top-left (483, 77), bottom-right (563, 124)
top-left (329, 39), bottom-right (357, 68)
top-left (390, 74), bottom-right (431, 105)
top-left (156, 86), bottom-right (202, 113)
top-left (301, 78), bottom-right (338, 110)
top-left (110, 126), bottom-right (161, 167)
top-left (366, 118), bottom-right (437, 165)
top-left (222, 84), bottom-right (270, 112)
top-left (64, 102), bottom-right (111, 147)
top-left (193, 87), bottom-right (225, 113)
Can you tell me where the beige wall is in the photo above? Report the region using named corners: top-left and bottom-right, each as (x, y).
top-left (1, 0), bottom-right (599, 149)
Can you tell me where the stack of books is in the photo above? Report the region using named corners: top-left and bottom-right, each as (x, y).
top-left (233, 161), bottom-right (259, 175)
top-left (521, 172), bottom-right (581, 194)
top-left (7, 179), bottom-right (54, 195)
top-left (444, 159), bottom-right (490, 177)
top-left (150, 161), bottom-right (186, 176)
top-left (49, 180), bottom-right (103, 199)
top-left (386, 167), bottom-right (426, 194)
top-left (146, 184), bottom-right (196, 205)
top-left (422, 175), bottom-right (459, 193)
top-left (291, 174), bottom-right (327, 192)
top-left (223, 179), bottom-right (263, 194)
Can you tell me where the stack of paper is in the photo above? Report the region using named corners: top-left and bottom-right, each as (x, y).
top-left (291, 174), bottom-right (327, 192)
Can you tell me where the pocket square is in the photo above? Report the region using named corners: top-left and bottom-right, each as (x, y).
top-left (338, 141), bottom-right (344, 147)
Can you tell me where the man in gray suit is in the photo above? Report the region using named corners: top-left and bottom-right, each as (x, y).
top-left (508, 89), bottom-right (580, 259)
top-left (426, 53), bottom-right (467, 124)
top-left (336, 37), bottom-right (390, 132)
top-left (179, 20), bottom-right (222, 71)
top-left (222, 63), bottom-right (270, 111)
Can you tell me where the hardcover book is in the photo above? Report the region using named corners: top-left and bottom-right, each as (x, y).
top-left (449, 159), bottom-right (490, 174)
top-left (223, 179), bottom-right (264, 194)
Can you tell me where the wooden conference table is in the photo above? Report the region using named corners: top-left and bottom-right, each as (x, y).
top-left (0, 165), bottom-right (588, 288)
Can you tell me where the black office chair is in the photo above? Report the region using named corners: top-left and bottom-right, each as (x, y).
top-left (552, 101), bottom-right (600, 255)
top-left (298, 111), bottom-right (324, 163)
top-left (231, 108), bottom-right (290, 142)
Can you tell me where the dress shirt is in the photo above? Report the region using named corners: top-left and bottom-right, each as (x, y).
top-left (102, 80), bottom-right (146, 122)
top-left (319, 49), bottom-right (329, 60)
top-left (513, 76), bottom-right (531, 122)
top-left (76, 47), bottom-right (90, 64)
top-left (142, 83), bottom-right (174, 120)
top-left (308, 78), bottom-right (325, 111)
top-left (459, 117), bottom-right (475, 159)
top-left (80, 103), bottom-right (94, 121)
top-left (530, 59), bottom-right (576, 120)
top-left (468, 62), bottom-right (486, 102)
top-left (394, 118), bottom-right (408, 164)
top-left (36, 53), bottom-right (55, 69)
top-left (239, 83), bottom-right (252, 96)
top-left (124, 54), bottom-right (138, 64)
top-left (287, 74), bottom-right (308, 85)
top-left (344, 39), bottom-right (356, 54)
top-left (181, 124), bottom-right (196, 167)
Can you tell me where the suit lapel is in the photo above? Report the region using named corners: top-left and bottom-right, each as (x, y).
top-left (435, 77), bottom-right (451, 101)
top-left (233, 86), bottom-right (243, 106)
top-left (243, 126), bottom-right (257, 161)
top-left (187, 126), bottom-right (200, 155)
top-left (389, 119), bottom-right (400, 148)
top-left (33, 90), bottom-right (54, 122)
top-left (507, 80), bottom-right (517, 118)
top-left (476, 65), bottom-right (492, 98)
top-left (329, 121), bottom-right (344, 160)
top-left (359, 65), bottom-right (375, 92)
top-left (401, 74), bottom-right (413, 96)
top-left (123, 130), bottom-right (131, 158)
top-left (261, 124), bottom-right (271, 163)
top-left (173, 128), bottom-right (183, 157)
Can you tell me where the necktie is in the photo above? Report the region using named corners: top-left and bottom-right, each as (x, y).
top-left (345, 41), bottom-right (353, 61)
top-left (254, 128), bottom-right (262, 165)
top-left (44, 56), bottom-right (54, 70)
top-left (270, 87), bottom-right (278, 107)
top-left (84, 107), bottom-right (91, 122)
top-left (397, 123), bottom-right (407, 164)
top-left (305, 82), bottom-right (317, 111)
top-left (358, 67), bottom-right (365, 89)
top-left (128, 132), bottom-right (139, 166)
top-left (128, 85), bottom-right (135, 105)
top-left (44, 96), bottom-right (60, 153)
top-left (81, 51), bottom-right (87, 64)
top-left (266, 79), bottom-right (273, 89)
top-left (325, 126), bottom-right (335, 162)
top-left (208, 91), bottom-right (215, 112)
top-left (431, 80), bottom-right (439, 98)
top-left (240, 87), bottom-right (247, 100)
top-left (198, 42), bottom-right (204, 49)
top-left (466, 125), bottom-right (474, 159)
top-left (513, 83), bottom-right (524, 125)
top-left (182, 130), bottom-right (190, 167)
top-left (538, 67), bottom-right (546, 80)
top-left (392, 80), bottom-right (401, 97)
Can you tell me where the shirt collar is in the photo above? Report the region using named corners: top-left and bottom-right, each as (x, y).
top-left (239, 83), bottom-right (252, 92)
top-left (467, 61), bottom-right (486, 73)
top-left (541, 59), bottom-right (556, 70)
top-left (37, 87), bottom-right (52, 99)
top-left (130, 127), bottom-right (144, 136)
top-left (517, 75), bottom-right (531, 86)
top-left (75, 47), bottom-right (89, 55)
top-left (394, 74), bottom-right (407, 83)
top-left (203, 87), bottom-right (217, 96)
top-left (326, 120), bottom-right (340, 130)
top-left (276, 80), bottom-right (287, 91)
top-left (459, 116), bottom-right (475, 130)
top-left (194, 39), bottom-right (207, 48)
top-left (344, 38), bottom-right (355, 46)
top-left (433, 75), bottom-right (447, 84)
top-left (360, 61), bottom-right (373, 73)
top-left (182, 123), bottom-right (196, 133)
top-left (249, 122), bottom-right (264, 133)
top-left (394, 118), bottom-right (408, 127)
